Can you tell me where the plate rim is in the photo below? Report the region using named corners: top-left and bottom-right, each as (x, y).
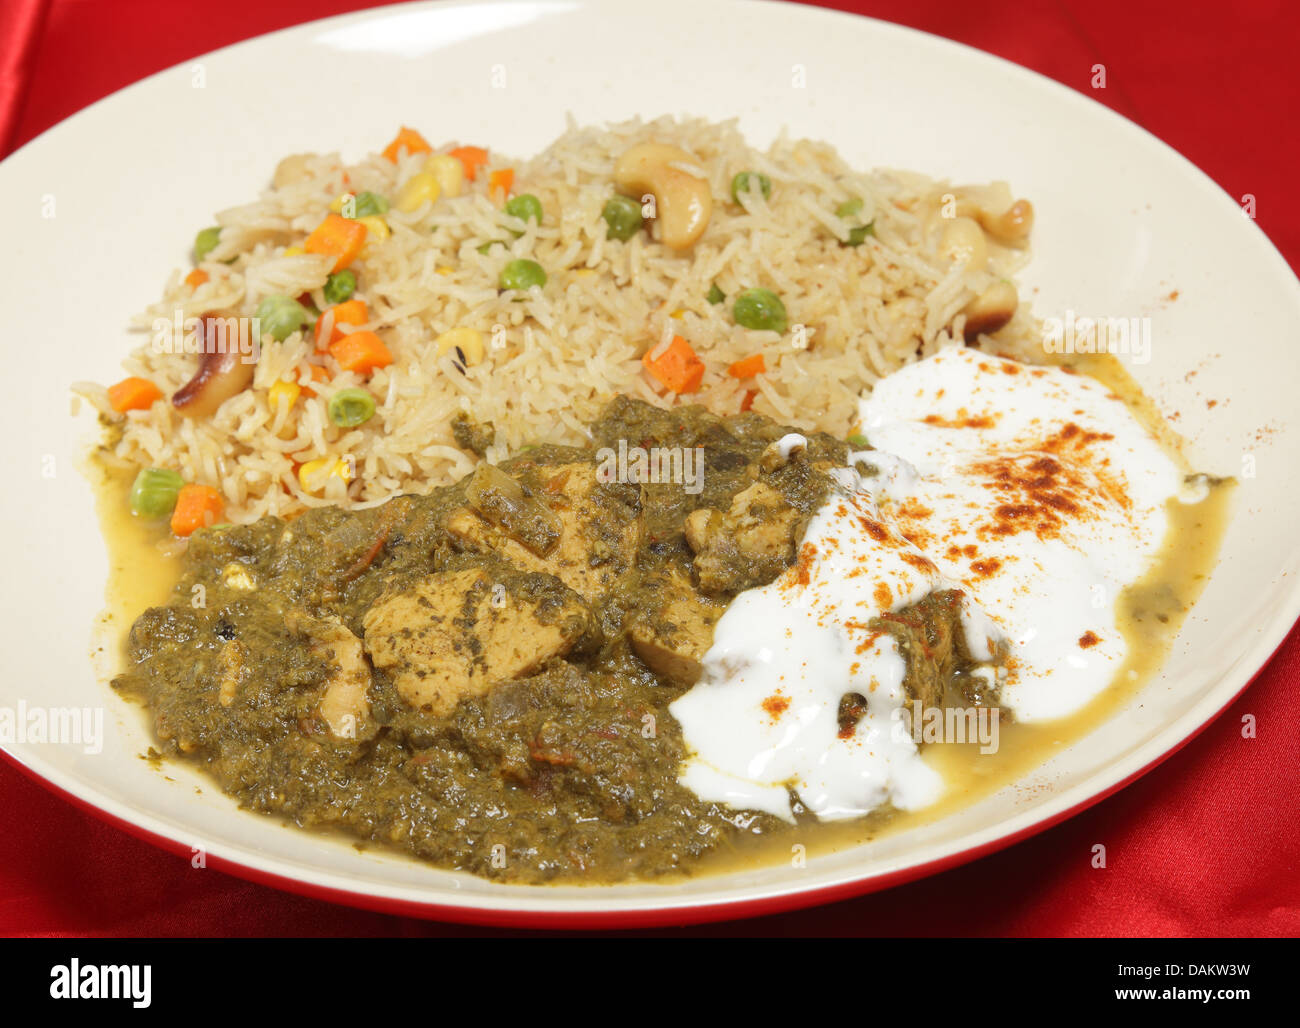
top-left (0, 645), bottom-right (1277, 928)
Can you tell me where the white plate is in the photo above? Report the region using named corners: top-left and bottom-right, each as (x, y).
top-left (2, 0), bottom-right (1297, 927)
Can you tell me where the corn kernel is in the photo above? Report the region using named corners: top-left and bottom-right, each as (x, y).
top-left (357, 215), bottom-right (390, 241)
top-left (283, 246), bottom-right (305, 257)
top-left (669, 309), bottom-right (685, 320)
top-left (395, 171), bottom-right (441, 214)
top-left (357, 215), bottom-right (391, 259)
top-left (434, 327), bottom-right (485, 368)
top-left (298, 457), bottom-right (353, 492)
top-left (328, 192), bottom-right (352, 214)
top-left (424, 154), bottom-right (465, 198)
top-left (436, 266), bottom-right (454, 276)
top-left (268, 379), bottom-right (300, 410)
top-left (574, 268), bottom-right (595, 277)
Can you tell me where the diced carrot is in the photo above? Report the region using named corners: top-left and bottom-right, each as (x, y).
top-left (448, 146), bottom-right (489, 181)
top-left (488, 168), bottom-right (514, 202)
top-left (329, 330), bottom-right (393, 375)
top-left (314, 299), bottom-right (369, 350)
top-left (184, 269), bottom-right (209, 289)
top-left (170, 484), bottom-right (224, 537)
top-left (382, 126), bottom-right (432, 162)
top-left (107, 377), bottom-right (163, 413)
top-left (302, 364), bottom-right (331, 397)
top-left (740, 390), bottom-right (757, 412)
top-left (642, 335), bottom-right (705, 394)
top-left (303, 213), bottom-right (368, 272)
top-left (727, 353), bottom-right (767, 379)
top-left (335, 298), bottom-right (368, 324)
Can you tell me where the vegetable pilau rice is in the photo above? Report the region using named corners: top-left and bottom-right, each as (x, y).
top-left (77, 115), bottom-right (1039, 529)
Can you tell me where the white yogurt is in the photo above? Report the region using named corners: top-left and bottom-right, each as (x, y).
top-left (671, 346), bottom-right (1203, 823)
top-left (670, 468), bottom-right (962, 822)
top-left (861, 346), bottom-right (1202, 720)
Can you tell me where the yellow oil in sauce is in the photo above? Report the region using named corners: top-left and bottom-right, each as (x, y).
top-left (91, 463), bottom-right (184, 673)
top-left (90, 353), bottom-right (1233, 883)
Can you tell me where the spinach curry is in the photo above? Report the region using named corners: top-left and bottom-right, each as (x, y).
top-left (115, 398), bottom-right (990, 883)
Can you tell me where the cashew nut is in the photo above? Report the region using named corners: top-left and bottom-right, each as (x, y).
top-left (939, 216), bottom-right (988, 270)
top-left (935, 189), bottom-right (1034, 248)
top-left (962, 281), bottom-right (1019, 340)
top-left (613, 142), bottom-right (713, 249)
top-left (172, 317), bottom-right (256, 419)
top-left (977, 199), bottom-right (1033, 245)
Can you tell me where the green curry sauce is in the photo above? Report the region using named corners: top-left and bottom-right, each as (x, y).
top-left (101, 382), bottom-right (1231, 885)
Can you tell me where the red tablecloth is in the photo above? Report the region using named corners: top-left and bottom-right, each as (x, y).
top-left (2, 0), bottom-right (1297, 938)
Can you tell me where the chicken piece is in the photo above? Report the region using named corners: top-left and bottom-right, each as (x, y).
top-left (445, 462), bottom-right (639, 601)
top-left (685, 481), bottom-right (806, 594)
top-left (627, 573), bottom-right (725, 686)
top-left (362, 567), bottom-right (591, 716)
top-left (285, 612), bottom-right (373, 740)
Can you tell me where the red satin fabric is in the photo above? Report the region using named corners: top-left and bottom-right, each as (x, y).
top-left (2, 0), bottom-right (1297, 937)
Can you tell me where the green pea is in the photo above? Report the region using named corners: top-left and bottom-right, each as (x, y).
top-left (835, 198), bottom-right (875, 246)
top-left (504, 193), bottom-right (543, 232)
top-left (706, 283), bottom-right (726, 305)
top-left (499, 259), bottom-right (547, 293)
top-left (255, 295), bottom-right (311, 342)
top-left (847, 433), bottom-right (870, 449)
top-left (601, 195), bottom-right (642, 241)
top-left (732, 288), bottom-right (788, 334)
top-left (323, 269), bottom-right (356, 305)
top-left (352, 191), bottom-right (388, 218)
top-left (846, 223), bottom-right (875, 246)
top-left (731, 171), bottom-right (772, 204)
top-left (477, 240), bottom-right (507, 255)
top-left (130, 468), bottom-right (185, 518)
top-left (194, 227), bottom-right (222, 262)
top-left (328, 387), bottom-right (377, 428)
